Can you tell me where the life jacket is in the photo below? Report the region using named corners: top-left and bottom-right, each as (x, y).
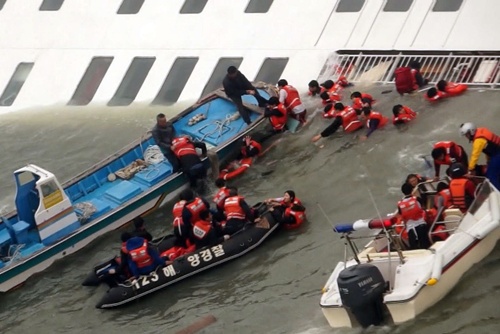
top-left (171, 137), bottom-right (197, 158)
top-left (395, 67), bottom-right (417, 94)
top-left (337, 106), bottom-right (363, 133)
top-left (397, 196), bottom-right (425, 222)
top-left (284, 207), bottom-right (306, 226)
top-left (172, 200), bottom-right (186, 218)
top-left (449, 178), bottom-right (474, 212)
top-left (268, 104), bottom-right (287, 131)
top-left (444, 82), bottom-right (468, 96)
top-left (351, 93), bottom-right (374, 112)
top-left (213, 187), bottom-right (230, 210)
top-left (185, 197), bottom-right (208, 224)
top-left (281, 85), bottom-right (302, 112)
top-left (224, 195), bottom-right (246, 220)
top-left (474, 128), bottom-right (500, 158)
top-left (434, 188), bottom-right (451, 209)
top-left (433, 141), bottom-right (461, 166)
top-left (123, 239), bottom-right (153, 269)
top-left (367, 111), bottom-right (388, 129)
top-left (322, 86), bottom-right (342, 105)
top-left (425, 89), bottom-right (448, 102)
top-left (241, 140), bottom-right (261, 158)
top-left (192, 220), bottom-right (213, 240)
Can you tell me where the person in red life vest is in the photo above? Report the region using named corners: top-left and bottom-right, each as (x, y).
top-left (431, 141), bottom-right (468, 181)
top-left (460, 122), bottom-right (500, 190)
top-left (265, 190), bottom-right (306, 227)
top-left (397, 183), bottom-right (431, 250)
top-left (311, 103), bottom-right (363, 144)
top-left (213, 178), bottom-right (230, 222)
top-left (448, 163), bottom-right (476, 213)
top-left (277, 79), bottom-right (307, 125)
top-left (350, 91), bottom-right (374, 115)
top-left (239, 135), bottom-right (261, 159)
top-left (222, 187), bottom-right (254, 235)
top-left (192, 210), bottom-right (230, 249)
top-left (264, 96), bottom-right (288, 133)
top-left (123, 236), bottom-right (166, 279)
top-left (131, 216), bottom-right (153, 242)
top-left (178, 189), bottom-right (210, 247)
top-left (434, 181), bottom-right (452, 213)
top-left (307, 80), bottom-right (325, 96)
top-left (359, 107), bottom-right (388, 141)
top-left (152, 113), bottom-right (181, 172)
top-left (425, 87), bottom-right (448, 101)
top-left (436, 80), bottom-right (468, 96)
top-left (392, 104), bottom-right (417, 125)
top-left (171, 135), bottom-right (208, 190)
top-left (222, 66), bottom-right (269, 125)
top-left (394, 61), bottom-right (429, 95)
top-left (405, 173), bottom-right (431, 207)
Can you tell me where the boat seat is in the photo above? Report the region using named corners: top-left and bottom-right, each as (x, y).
top-left (74, 198), bottom-right (112, 221)
top-left (103, 180), bottom-right (142, 205)
top-left (444, 208), bottom-right (463, 231)
top-left (19, 243), bottom-right (44, 258)
top-left (12, 221), bottom-right (31, 244)
top-left (0, 228), bottom-right (12, 249)
top-left (133, 162), bottom-right (172, 187)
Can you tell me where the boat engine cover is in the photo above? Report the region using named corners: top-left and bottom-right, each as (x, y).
top-left (338, 264), bottom-right (386, 328)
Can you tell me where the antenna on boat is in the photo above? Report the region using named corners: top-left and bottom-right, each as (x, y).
top-left (316, 202), bottom-right (335, 228)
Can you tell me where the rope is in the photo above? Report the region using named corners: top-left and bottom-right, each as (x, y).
top-left (74, 202), bottom-right (97, 223)
top-left (144, 145), bottom-right (165, 165)
top-left (6, 244), bottom-right (25, 262)
top-left (197, 113), bottom-right (239, 143)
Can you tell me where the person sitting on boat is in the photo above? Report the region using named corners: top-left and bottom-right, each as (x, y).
top-left (171, 135), bottom-right (208, 190)
top-left (277, 79), bottom-right (307, 125)
top-left (434, 181), bottom-right (452, 213)
top-left (449, 163), bottom-right (476, 213)
top-left (392, 104), bottom-right (417, 126)
top-left (123, 236), bottom-right (166, 279)
top-left (405, 173), bottom-right (431, 208)
top-left (431, 141), bottom-right (468, 181)
top-left (264, 96), bottom-right (288, 133)
top-left (350, 91), bottom-right (374, 115)
top-left (239, 135), bottom-right (262, 159)
top-left (179, 189), bottom-right (211, 246)
top-left (117, 232), bottom-right (133, 279)
top-left (192, 210), bottom-right (230, 249)
top-left (131, 216), bottom-right (153, 242)
top-left (222, 66), bottom-right (268, 125)
top-left (223, 187), bottom-right (254, 235)
top-left (311, 103), bottom-right (362, 144)
top-left (359, 107), bottom-right (388, 141)
top-left (397, 183), bottom-right (431, 250)
top-left (460, 122), bottom-right (500, 189)
top-left (152, 113), bottom-right (181, 172)
top-left (213, 178), bottom-right (230, 222)
top-left (265, 190), bottom-right (306, 227)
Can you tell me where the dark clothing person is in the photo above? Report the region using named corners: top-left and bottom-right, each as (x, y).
top-left (124, 237), bottom-right (164, 278)
top-left (408, 224), bottom-right (431, 250)
top-left (192, 218), bottom-right (225, 249)
top-left (320, 117), bottom-right (343, 138)
top-left (365, 118), bottom-right (380, 138)
top-left (181, 197), bottom-right (211, 235)
top-left (223, 196), bottom-right (254, 235)
top-left (222, 70), bottom-right (268, 124)
top-left (132, 229), bottom-right (153, 242)
top-left (152, 121), bottom-right (180, 172)
top-left (179, 142), bottom-right (208, 188)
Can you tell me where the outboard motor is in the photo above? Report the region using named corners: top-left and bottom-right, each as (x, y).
top-left (337, 264), bottom-right (386, 328)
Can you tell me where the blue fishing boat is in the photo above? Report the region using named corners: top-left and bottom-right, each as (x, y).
top-left (0, 82), bottom-right (277, 292)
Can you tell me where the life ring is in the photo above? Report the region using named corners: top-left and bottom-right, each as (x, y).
top-left (219, 157), bottom-right (253, 180)
top-left (445, 83), bottom-right (468, 96)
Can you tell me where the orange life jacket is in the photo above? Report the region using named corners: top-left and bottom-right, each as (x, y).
top-left (268, 104), bottom-right (287, 131)
top-left (351, 93), bottom-right (374, 111)
top-left (322, 86), bottom-right (342, 105)
top-left (171, 137), bottom-right (197, 158)
top-left (224, 195), bottom-right (246, 220)
top-left (397, 196), bottom-right (425, 222)
top-left (284, 207), bottom-right (306, 226)
top-left (241, 140), bottom-right (261, 158)
top-left (367, 111), bottom-right (388, 129)
top-left (474, 128), bottom-right (500, 157)
top-left (172, 200), bottom-right (186, 218)
top-left (337, 106), bottom-right (363, 133)
top-left (185, 197), bottom-right (208, 224)
top-left (449, 178), bottom-right (473, 212)
top-left (434, 189), bottom-right (451, 209)
top-left (192, 220), bottom-right (213, 240)
top-left (281, 85), bottom-right (302, 112)
top-left (433, 141), bottom-right (461, 166)
top-left (444, 82), bottom-right (468, 96)
top-left (425, 90), bottom-right (448, 102)
top-left (123, 240), bottom-right (153, 269)
top-left (213, 187), bottom-right (230, 210)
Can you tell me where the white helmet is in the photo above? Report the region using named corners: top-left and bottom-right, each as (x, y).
top-left (459, 122), bottom-right (476, 136)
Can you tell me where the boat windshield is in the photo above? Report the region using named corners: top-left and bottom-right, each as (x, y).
top-left (468, 181), bottom-right (492, 215)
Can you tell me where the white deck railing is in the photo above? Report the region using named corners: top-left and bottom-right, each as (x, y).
top-left (318, 52), bottom-right (500, 88)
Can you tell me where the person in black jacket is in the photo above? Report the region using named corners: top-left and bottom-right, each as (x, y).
top-left (222, 66), bottom-right (268, 125)
top-left (151, 113), bottom-right (180, 172)
top-left (131, 217), bottom-right (153, 242)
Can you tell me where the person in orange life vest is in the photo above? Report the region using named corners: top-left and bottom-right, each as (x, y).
top-left (434, 181), bottom-right (452, 213)
top-left (171, 135), bottom-right (208, 189)
top-left (265, 190), bottom-right (306, 226)
top-left (436, 80), bottom-right (467, 96)
top-left (359, 107), bottom-right (388, 141)
top-left (392, 104), bottom-right (417, 125)
top-left (213, 178), bottom-right (230, 222)
top-left (350, 91), bottom-right (374, 115)
top-left (152, 113), bottom-right (181, 172)
top-left (172, 191), bottom-right (189, 247)
top-left (425, 87), bottom-right (448, 101)
top-left (448, 163), bottom-right (476, 213)
top-left (222, 187), bottom-right (255, 235)
top-left (192, 210), bottom-right (230, 249)
top-left (311, 103), bottom-right (363, 143)
top-left (307, 80), bottom-right (325, 96)
top-left (239, 135), bottom-right (261, 159)
top-left (222, 66), bottom-right (268, 125)
top-left (123, 236), bottom-right (166, 278)
top-left (405, 173), bottom-right (431, 207)
top-left (460, 122), bottom-right (500, 190)
top-left (178, 189), bottom-right (210, 247)
top-left (319, 90), bottom-right (341, 105)
top-left (397, 183), bottom-right (431, 250)
top-left (277, 79), bottom-right (307, 124)
top-left (264, 96), bottom-right (288, 133)
top-left (431, 141), bottom-right (468, 181)
top-left (131, 216), bottom-right (153, 242)
top-left (409, 61), bottom-right (429, 88)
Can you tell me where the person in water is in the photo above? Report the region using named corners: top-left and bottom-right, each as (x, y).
top-left (239, 135), bottom-right (261, 159)
top-left (431, 141), bottom-right (468, 181)
top-left (152, 113), bottom-right (180, 172)
top-left (131, 216), bottom-right (153, 242)
top-left (264, 96), bottom-right (288, 133)
top-left (123, 236), bottom-right (166, 279)
top-left (392, 104), bottom-right (417, 125)
top-left (277, 79), bottom-right (307, 125)
top-left (265, 190), bottom-right (306, 227)
top-left (359, 107), bottom-right (388, 141)
top-left (170, 135), bottom-right (208, 190)
top-left (222, 66), bottom-right (268, 125)
top-left (397, 183), bottom-right (431, 250)
top-left (311, 103), bottom-right (362, 143)
top-left (350, 91), bottom-right (374, 115)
